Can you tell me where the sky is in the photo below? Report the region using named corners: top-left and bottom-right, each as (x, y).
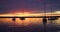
top-left (0, 0), bottom-right (60, 14)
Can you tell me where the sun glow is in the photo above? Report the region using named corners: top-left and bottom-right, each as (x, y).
top-left (0, 12), bottom-right (60, 16)
top-left (0, 12), bottom-right (42, 17)
top-left (55, 11), bottom-right (60, 13)
top-left (53, 11), bottom-right (60, 14)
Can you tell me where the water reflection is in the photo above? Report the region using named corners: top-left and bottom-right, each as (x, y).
top-left (0, 18), bottom-right (43, 26)
top-left (0, 18), bottom-right (60, 32)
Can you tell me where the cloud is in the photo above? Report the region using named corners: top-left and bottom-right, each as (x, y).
top-left (0, 0), bottom-right (60, 13)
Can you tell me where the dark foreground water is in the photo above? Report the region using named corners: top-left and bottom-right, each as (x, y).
top-left (0, 24), bottom-right (60, 32)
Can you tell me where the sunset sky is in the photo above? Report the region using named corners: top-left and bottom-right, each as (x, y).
top-left (0, 0), bottom-right (60, 26)
top-left (0, 0), bottom-right (60, 14)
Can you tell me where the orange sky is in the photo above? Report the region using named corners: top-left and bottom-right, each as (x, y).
top-left (0, 12), bottom-right (60, 17)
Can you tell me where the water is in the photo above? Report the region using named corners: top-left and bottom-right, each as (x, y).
top-left (0, 18), bottom-right (60, 32)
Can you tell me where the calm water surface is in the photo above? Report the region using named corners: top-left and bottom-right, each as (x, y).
top-left (0, 18), bottom-right (60, 32)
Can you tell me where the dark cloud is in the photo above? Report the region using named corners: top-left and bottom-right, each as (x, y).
top-left (0, 0), bottom-right (60, 13)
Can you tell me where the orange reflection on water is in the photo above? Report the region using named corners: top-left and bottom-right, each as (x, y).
top-left (0, 18), bottom-right (42, 26)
